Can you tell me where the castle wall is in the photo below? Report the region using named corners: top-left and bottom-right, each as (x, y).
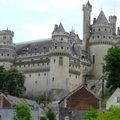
top-left (25, 72), bottom-right (50, 96)
top-left (50, 56), bottom-right (69, 90)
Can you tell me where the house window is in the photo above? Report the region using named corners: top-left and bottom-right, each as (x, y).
top-left (54, 59), bottom-right (56, 63)
top-left (52, 77), bottom-right (54, 82)
top-left (93, 55), bottom-right (95, 64)
top-left (59, 57), bottom-right (63, 66)
top-left (61, 38), bottom-right (63, 41)
top-left (3, 36), bottom-right (6, 39)
top-left (29, 74), bottom-right (31, 77)
top-left (117, 97), bottom-right (120, 103)
top-left (98, 28), bottom-right (101, 31)
top-left (44, 73), bottom-right (46, 76)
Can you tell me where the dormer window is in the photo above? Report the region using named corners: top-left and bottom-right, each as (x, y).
top-left (61, 38), bottom-right (63, 41)
top-left (117, 97), bottom-right (120, 103)
top-left (3, 36), bottom-right (6, 39)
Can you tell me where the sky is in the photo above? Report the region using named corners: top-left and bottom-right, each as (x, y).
top-left (0, 0), bottom-right (120, 43)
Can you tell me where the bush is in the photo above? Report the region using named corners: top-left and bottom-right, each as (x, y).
top-left (13, 103), bottom-right (32, 120)
top-left (86, 108), bottom-right (98, 120)
top-left (40, 115), bottom-right (47, 120)
top-left (46, 108), bottom-right (56, 120)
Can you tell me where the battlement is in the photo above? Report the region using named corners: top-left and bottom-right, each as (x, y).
top-left (0, 29), bottom-right (14, 37)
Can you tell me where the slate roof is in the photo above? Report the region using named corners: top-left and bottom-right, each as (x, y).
top-left (16, 39), bottom-right (52, 55)
top-left (95, 10), bottom-right (109, 24)
top-left (58, 85), bottom-right (100, 104)
top-left (7, 94), bottom-right (39, 107)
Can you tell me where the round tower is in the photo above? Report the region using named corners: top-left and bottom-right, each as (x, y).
top-left (0, 29), bottom-right (16, 69)
top-left (49, 23), bottom-right (70, 90)
top-left (89, 11), bottom-right (115, 79)
top-left (83, 1), bottom-right (92, 50)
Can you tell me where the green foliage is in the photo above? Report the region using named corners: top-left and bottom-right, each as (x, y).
top-left (86, 108), bottom-right (98, 120)
top-left (46, 108), bottom-right (56, 120)
top-left (14, 103), bottom-right (32, 120)
top-left (87, 106), bottom-right (120, 120)
top-left (103, 46), bottom-right (120, 91)
top-left (40, 115), bottom-right (47, 120)
top-left (0, 66), bottom-right (26, 96)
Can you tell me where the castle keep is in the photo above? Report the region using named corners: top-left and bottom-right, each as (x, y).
top-left (0, 1), bottom-right (120, 97)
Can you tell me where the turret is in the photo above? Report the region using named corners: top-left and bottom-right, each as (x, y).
top-left (109, 15), bottom-right (117, 35)
top-left (82, 1), bottom-right (92, 50)
top-left (89, 10), bottom-right (115, 79)
top-left (0, 28), bottom-right (16, 69)
top-left (49, 23), bottom-right (70, 90)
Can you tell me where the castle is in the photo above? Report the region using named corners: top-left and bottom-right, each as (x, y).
top-left (0, 1), bottom-right (119, 97)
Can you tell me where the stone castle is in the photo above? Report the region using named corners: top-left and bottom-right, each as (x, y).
top-left (0, 1), bottom-right (120, 97)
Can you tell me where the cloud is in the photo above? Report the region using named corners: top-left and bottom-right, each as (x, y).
top-left (22, 23), bottom-right (55, 39)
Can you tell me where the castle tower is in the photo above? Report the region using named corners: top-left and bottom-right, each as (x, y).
top-left (109, 15), bottom-right (117, 35)
top-left (83, 1), bottom-right (92, 50)
top-left (49, 23), bottom-right (70, 90)
top-left (0, 29), bottom-right (16, 69)
top-left (89, 11), bottom-right (115, 79)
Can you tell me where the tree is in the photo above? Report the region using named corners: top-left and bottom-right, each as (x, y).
top-left (103, 46), bottom-right (120, 91)
top-left (14, 103), bottom-right (32, 120)
top-left (0, 66), bottom-right (26, 96)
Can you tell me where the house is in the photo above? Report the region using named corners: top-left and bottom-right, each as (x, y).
top-left (0, 93), bottom-right (39, 110)
top-left (58, 85), bottom-right (101, 120)
top-left (106, 88), bottom-right (120, 110)
top-left (0, 93), bottom-right (45, 120)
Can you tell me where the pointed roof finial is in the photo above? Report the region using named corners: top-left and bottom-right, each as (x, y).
top-left (87, 0), bottom-right (91, 7)
top-left (7, 27), bottom-right (8, 31)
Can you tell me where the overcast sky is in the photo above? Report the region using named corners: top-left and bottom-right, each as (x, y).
top-left (0, 0), bottom-right (120, 43)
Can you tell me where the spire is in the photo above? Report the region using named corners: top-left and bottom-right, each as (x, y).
top-left (58, 22), bottom-right (65, 32)
top-left (95, 10), bottom-right (108, 24)
top-left (87, 0), bottom-right (92, 7)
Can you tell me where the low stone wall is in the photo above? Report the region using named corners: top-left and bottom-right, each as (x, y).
top-left (59, 108), bottom-right (87, 120)
top-left (0, 109), bottom-right (41, 120)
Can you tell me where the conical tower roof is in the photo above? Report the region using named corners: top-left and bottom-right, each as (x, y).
top-left (95, 10), bottom-right (108, 24)
top-left (58, 22), bottom-right (65, 32)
